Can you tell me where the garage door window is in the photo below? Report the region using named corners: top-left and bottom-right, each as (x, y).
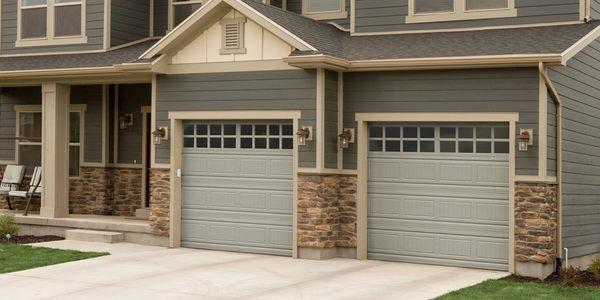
top-left (369, 125), bottom-right (509, 154)
top-left (183, 123), bottom-right (293, 150)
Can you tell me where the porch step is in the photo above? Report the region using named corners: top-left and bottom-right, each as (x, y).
top-left (65, 229), bottom-right (124, 244)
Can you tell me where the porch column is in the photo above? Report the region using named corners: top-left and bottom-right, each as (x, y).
top-left (40, 83), bottom-right (70, 218)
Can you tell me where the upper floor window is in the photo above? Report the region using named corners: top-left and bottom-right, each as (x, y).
top-left (171, 0), bottom-right (203, 29)
top-left (302, 0), bottom-right (347, 20)
top-left (18, 0), bottom-right (86, 47)
top-left (407, 0), bottom-right (516, 23)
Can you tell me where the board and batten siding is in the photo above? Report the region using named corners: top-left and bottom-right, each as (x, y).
top-left (155, 70), bottom-right (317, 167)
top-left (0, 0), bottom-right (104, 55)
top-left (0, 87), bottom-right (41, 162)
top-left (324, 70), bottom-right (339, 169)
top-left (154, 0), bottom-right (169, 37)
top-left (342, 68), bottom-right (540, 176)
top-left (110, 0), bottom-right (150, 47)
top-left (116, 84), bottom-right (151, 164)
top-left (354, 0), bottom-right (580, 33)
top-left (549, 38), bottom-right (600, 259)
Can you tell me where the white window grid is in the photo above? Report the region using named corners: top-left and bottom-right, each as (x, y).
top-left (369, 125), bottom-right (510, 154)
top-left (183, 123), bottom-right (293, 150)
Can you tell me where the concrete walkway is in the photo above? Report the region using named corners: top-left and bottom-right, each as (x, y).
top-left (0, 241), bottom-right (508, 300)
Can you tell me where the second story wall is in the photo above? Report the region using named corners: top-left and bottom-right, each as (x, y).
top-left (154, 0), bottom-right (168, 36)
top-left (1, 0), bottom-right (105, 55)
top-left (110, 0), bottom-right (150, 47)
top-left (354, 0), bottom-right (581, 34)
top-left (287, 0), bottom-right (350, 29)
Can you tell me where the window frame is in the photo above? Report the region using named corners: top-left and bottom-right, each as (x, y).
top-left (16, 0), bottom-right (87, 48)
top-left (15, 104), bottom-right (86, 178)
top-left (302, 0), bottom-right (347, 21)
top-left (168, 0), bottom-right (204, 30)
top-left (406, 0), bottom-right (517, 24)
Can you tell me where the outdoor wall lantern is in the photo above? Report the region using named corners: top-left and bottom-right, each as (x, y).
top-left (152, 127), bottom-right (169, 145)
top-left (296, 126), bottom-right (312, 146)
top-left (339, 128), bottom-right (355, 149)
top-left (119, 114), bottom-right (133, 129)
top-left (519, 129), bottom-right (533, 152)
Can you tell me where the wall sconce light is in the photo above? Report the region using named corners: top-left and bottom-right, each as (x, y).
top-left (296, 126), bottom-right (312, 146)
top-left (152, 127), bottom-right (169, 145)
top-left (119, 114), bottom-right (133, 129)
top-left (339, 128), bottom-right (355, 149)
top-left (519, 129), bottom-right (533, 152)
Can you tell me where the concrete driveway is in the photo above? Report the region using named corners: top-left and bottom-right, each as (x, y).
top-left (0, 241), bottom-right (507, 300)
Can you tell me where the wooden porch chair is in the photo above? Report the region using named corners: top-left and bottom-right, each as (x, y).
top-left (0, 165), bottom-right (26, 210)
top-left (9, 167), bottom-right (42, 216)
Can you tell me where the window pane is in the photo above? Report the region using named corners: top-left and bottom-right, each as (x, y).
top-left (241, 125), bottom-right (252, 135)
top-left (255, 138), bottom-right (267, 149)
top-left (466, 0), bottom-right (508, 10)
top-left (196, 138), bottom-right (207, 148)
top-left (55, 5), bottom-right (81, 37)
top-left (241, 138), bottom-right (252, 148)
top-left (22, 0), bottom-right (47, 6)
top-left (369, 126), bottom-right (383, 138)
top-left (476, 127), bottom-right (492, 139)
top-left (306, 0), bottom-right (341, 13)
top-left (19, 112), bottom-right (42, 141)
top-left (223, 138), bottom-right (236, 148)
top-left (420, 127), bottom-right (434, 139)
top-left (440, 141), bottom-right (456, 153)
top-left (369, 140), bottom-right (383, 152)
top-left (385, 141), bottom-right (401, 152)
top-left (173, 3), bottom-right (202, 27)
top-left (282, 138), bottom-right (293, 149)
top-left (420, 141), bottom-right (435, 152)
top-left (19, 145), bottom-right (41, 176)
top-left (196, 124), bottom-right (207, 135)
top-left (440, 127), bottom-right (456, 139)
top-left (403, 141), bottom-right (418, 152)
top-left (282, 125), bottom-right (293, 136)
top-left (269, 138), bottom-right (280, 149)
top-left (459, 127), bottom-right (473, 138)
top-left (269, 125), bottom-right (280, 135)
top-left (415, 0), bottom-right (454, 14)
top-left (459, 141), bottom-right (473, 153)
top-left (21, 7), bottom-right (47, 39)
top-left (385, 127), bottom-right (401, 138)
top-left (69, 112), bottom-right (80, 143)
top-left (494, 127), bottom-right (509, 139)
top-left (255, 125), bottom-right (267, 136)
top-left (210, 124), bottom-right (221, 135)
top-left (223, 124), bottom-right (236, 135)
top-left (183, 124), bottom-right (195, 135)
top-left (183, 138), bottom-right (194, 148)
top-left (210, 137), bottom-right (221, 148)
top-left (55, 0), bottom-right (80, 3)
top-left (494, 141), bottom-right (510, 154)
top-left (404, 127), bottom-right (418, 138)
top-left (69, 146), bottom-right (79, 177)
top-left (476, 141), bottom-right (492, 153)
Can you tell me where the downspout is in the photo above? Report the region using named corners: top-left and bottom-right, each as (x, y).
top-left (538, 62), bottom-right (563, 268)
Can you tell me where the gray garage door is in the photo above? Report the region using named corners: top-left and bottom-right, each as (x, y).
top-left (181, 122), bottom-right (294, 256)
top-left (367, 124), bottom-right (510, 270)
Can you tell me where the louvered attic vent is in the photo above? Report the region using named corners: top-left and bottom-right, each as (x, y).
top-left (220, 17), bottom-right (247, 54)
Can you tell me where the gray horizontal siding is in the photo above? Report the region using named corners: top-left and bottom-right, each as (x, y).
top-left (117, 84), bottom-right (151, 164)
top-left (0, 87), bottom-right (41, 161)
top-left (324, 70), bottom-right (338, 169)
top-left (71, 85), bottom-right (103, 163)
top-left (1, 0), bottom-right (104, 55)
top-left (592, 0), bottom-right (600, 19)
top-left (343, 68), bottom-right (540, 176)
top-left (154, 0), bottom-right (169, 36)
top-left (111, 0), bottom-right (150, 47)
top-left (549, 38), bottom-right (600, 258)
top-left (355, 0), bottom-right (580, 33)
top-left (155, 70), bottom-right (317, 167)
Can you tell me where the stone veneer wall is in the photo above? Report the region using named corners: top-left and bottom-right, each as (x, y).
top-left (297, 174), bottom-right (357, 250)
top-left (149, 168), bottom-right (170, 237)
top-left (515, 182), bottom-right (558, 264)
top-left (112, 168), bottom-right (143, 216)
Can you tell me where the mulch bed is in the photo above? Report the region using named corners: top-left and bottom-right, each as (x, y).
top-left (0, 235), bottom-right (64, 244)
top-left (506, 268), bottom-right (600, 288)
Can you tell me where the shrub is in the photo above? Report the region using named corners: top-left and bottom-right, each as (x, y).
top-left (559, 266), bottom-right (585, 287)
top-left (587, 255), bottom-right (600, 281)
top-left (0, 213), bottom-right (19, 238)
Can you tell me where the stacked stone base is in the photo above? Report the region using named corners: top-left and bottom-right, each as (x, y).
top-left (297, 174), bottom-right (357, 259)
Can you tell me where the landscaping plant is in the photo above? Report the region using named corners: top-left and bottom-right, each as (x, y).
top-left (587, 255), bottom-right (600, 281)
top-left (0, 213), bottom-right (19, 240)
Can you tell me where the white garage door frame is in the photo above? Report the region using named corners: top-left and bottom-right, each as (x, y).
top-left (168, 110), bottom-right (302, 258)
top-left (355, 112), bottom-right (519, 273)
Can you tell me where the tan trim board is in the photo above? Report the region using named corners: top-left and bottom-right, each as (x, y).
top-left (562, 24), bottom-right (600, 64)
top-left (168, 110), bottom-right (302, 120)
top-left (0, 65), bottom-right (153, 79)
top-left (152, 163), bottom-right (171, 169)
top-left (316, 68), bottom-right (325, 169)
top-left (514, 175), bottom-right (558, 184)
top-left (354, 112), bottom-right (518, 274)
top-left (538, 73), bottom-right (548, 177)
top-left (164, 60), bottom-right (298, 74)
top-left (297, 168), bottom-right (357, 175)
top-left (350, 21), bottom-right (585, 36)
top-left (102, 84), bottom-right (109, 166)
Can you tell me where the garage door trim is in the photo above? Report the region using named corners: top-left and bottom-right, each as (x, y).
top-left (354, 112), bottom-right (519, 273)
top-left (168, 110), bottom-right (302, 258)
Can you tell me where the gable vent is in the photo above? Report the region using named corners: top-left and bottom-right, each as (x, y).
top-left (220, 17), bottom-right (247, 55)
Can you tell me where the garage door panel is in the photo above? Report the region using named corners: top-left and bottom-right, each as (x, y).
top-left (367, 123), bottom-right (509, 270)
top-left (181, 122), bottom-right (293, 256)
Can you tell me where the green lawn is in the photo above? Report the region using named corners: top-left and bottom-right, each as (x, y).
top-left (437, 278), bottom-right (600, 300)
top-left (0, 244), bottom-right (108, 274)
